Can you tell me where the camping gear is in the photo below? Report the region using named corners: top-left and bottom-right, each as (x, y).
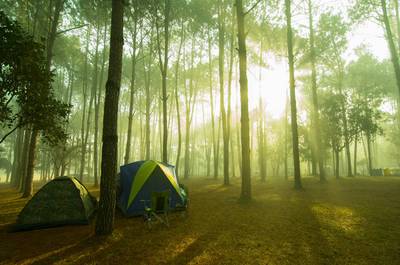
top-left (15, 176), bottom-right (97, 231)
top-left (118, 160), bottom-right (187, 217)
top-left (371, 168), bottom-right (384, 176)
top-left (142, 190), bottom-right (171, 228)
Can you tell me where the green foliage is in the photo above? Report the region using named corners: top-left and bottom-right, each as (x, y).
top-left (315, 12), bottom-right (349, 73)
top-left (0, 11), bottom-right (70, 144)
top-left (349, 0), bottom-right (381, 23)
top-left (348, 96), bottom-right (383, 140)
top-left (320, 91), bottom-right (345, 151)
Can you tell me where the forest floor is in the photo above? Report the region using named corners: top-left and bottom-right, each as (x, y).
top-left (0, 176), bottom-right (399, 265)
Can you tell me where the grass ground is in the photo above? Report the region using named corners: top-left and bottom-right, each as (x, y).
top-left (0, 176), bottom-right (399, 265)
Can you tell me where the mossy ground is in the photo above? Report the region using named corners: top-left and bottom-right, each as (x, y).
top-left (0, 176), bottom-right (399, 264)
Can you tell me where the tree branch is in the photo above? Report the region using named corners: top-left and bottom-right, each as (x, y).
top-left (244, 0), bottom-right (263, 16)
top-left (0, 125), bottom-right (19, 144)
top-left (57, 24), bottom-right (88, 35)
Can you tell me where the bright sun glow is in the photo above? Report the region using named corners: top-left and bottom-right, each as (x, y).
top-left (248, 56), bottom-right (289, 120)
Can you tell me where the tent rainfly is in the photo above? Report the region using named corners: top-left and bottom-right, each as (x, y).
top-left (15, 177), bottom-right (97, 231)
top-left (118, 160), bottom-right (187, 216)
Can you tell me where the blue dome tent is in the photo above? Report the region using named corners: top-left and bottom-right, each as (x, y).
top-left (117, 160), bottom-right (187, 216)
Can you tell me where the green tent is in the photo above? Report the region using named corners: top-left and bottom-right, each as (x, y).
top-left (15, 177), bottom-right (97, 230)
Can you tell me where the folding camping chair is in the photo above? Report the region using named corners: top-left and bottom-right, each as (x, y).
top-left (141, 190), bottom-right (170, 229)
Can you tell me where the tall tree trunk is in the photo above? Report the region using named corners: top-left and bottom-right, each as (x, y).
top-left (284, 91), bottom-right (288, 180)
top-left (285, 0), bottom-right (302, 189)
top-left (227, 9), bottom-right (235, 179)
top-left (207, 33), bottom-right (218, 180)
top-left (258, 41), bottom-right (267, 182)
top-left (94, 22), bottom-right (108, 187)
top-left (183, 36), bottom-right (196, 179)
top-left (83, 22), bottom-right (101, 180)
top-left (338, 78), bottom-right (353, 177)
top-left (156, 0), bottom-right (171, 164)
top-left (124, 14), bottom-right (138, 165)
top-left (218, 0), bottom-right (229, 185)
top-left (95, 0), bottom-right (124, 236)
top-left (175, 21), bottom-right (184, 176)
top-left (236, 0), bottom-right (251, 200)
top-left (79, 28), bottom-right (91, 182)
top-left (144, 35), bottom-right (153, 160)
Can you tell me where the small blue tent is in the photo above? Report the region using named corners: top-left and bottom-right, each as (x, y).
top-left (117, 160), bottom-right (187, 216)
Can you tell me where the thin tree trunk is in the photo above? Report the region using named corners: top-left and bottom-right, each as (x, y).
top-left (218, 0), bottom-right (229, 185)
top-left (124, 14), bottom-right (138, 165)
top-left (236, 0), bottom-right (251, 200)
top-left (11, 129), bottom-right (23, 187)
top-left (366, 134), bottom-right (373, 176)
top-left (183, 36), bottom-right (195, 179)
top-left (155, 0), bottom-right (171, 164)
top-left (354, 134), bottom-right (358, 176)
top-left (94, 22), bottom-right (108, 187)
top-left (285, 0), bottom-right (302, 189)
top-left (284, 90), bottom-right (288, 180)
top-left (207, 33), bottom-right (218, 180)
top-left (338, 78), bottom-right (353, 177)
top-left (227, 9), bottom-right (235, 179)
top-left (335, 149), bottom-right (339, 179)
top-left (22, 130), bottom-right (38, 197)
top-left (258, 40), bottom-right (267, 182)
top-left (144, 34), bottom-right (153, 160)
top-left (95, 0), bottom-right (124, 236)
top-left (175, 21), bottom-right (184, 175)
top-left (79, 28), bottom-right (90, 182)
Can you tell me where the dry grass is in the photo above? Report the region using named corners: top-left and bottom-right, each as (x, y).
top-left (0, 176), bottom-right (399, 265)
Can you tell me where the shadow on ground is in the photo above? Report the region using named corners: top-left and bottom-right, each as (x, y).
top-left (0, 176), bottom-right (399, 265)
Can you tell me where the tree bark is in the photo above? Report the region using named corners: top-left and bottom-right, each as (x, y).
top-left (366, 134), bottom-right (372, 176)
top-left (227, 9), bottom-right (235, 180)
top-left (236, 0), bottom-right (252, 200)
top-left (218, 0), bottom-right (229, 185)
top-left (284, 91), bottom-right (288, 180)
top-left (95, 0), bottom-right (124, 236)
top-left (183, 36), bottom-right (196, 179)
top-left (338, 78), bottom-right (353, 177)
top-left (285, 0), bottom-right (302, 189)
top-left (354, 134), bottom-right (358, 176)
top-left (258, 41), bottom-right (267, 182)
top-left (208, 33), bottom-right (218, 180)
top-left (335, 149), bottom-right (339, 179)
top-left (155, 0), bottom-right (171, 164)
top-left (174, 21), bottom-right (184, 176)
top-left (94, 22), bottom-right (108, 187)
top-left (124, 13), bottom-right (138, 165)
top-left (22, 130), bottom-right (38, 197)
top-left (79, 28), bottom-right (91, 182)
top-left (46, 0), bottom-right (64, 72)
top-left (11, 129), bottom-right (23, 187)
top-left (381, 0), bottom-right (400, 104)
